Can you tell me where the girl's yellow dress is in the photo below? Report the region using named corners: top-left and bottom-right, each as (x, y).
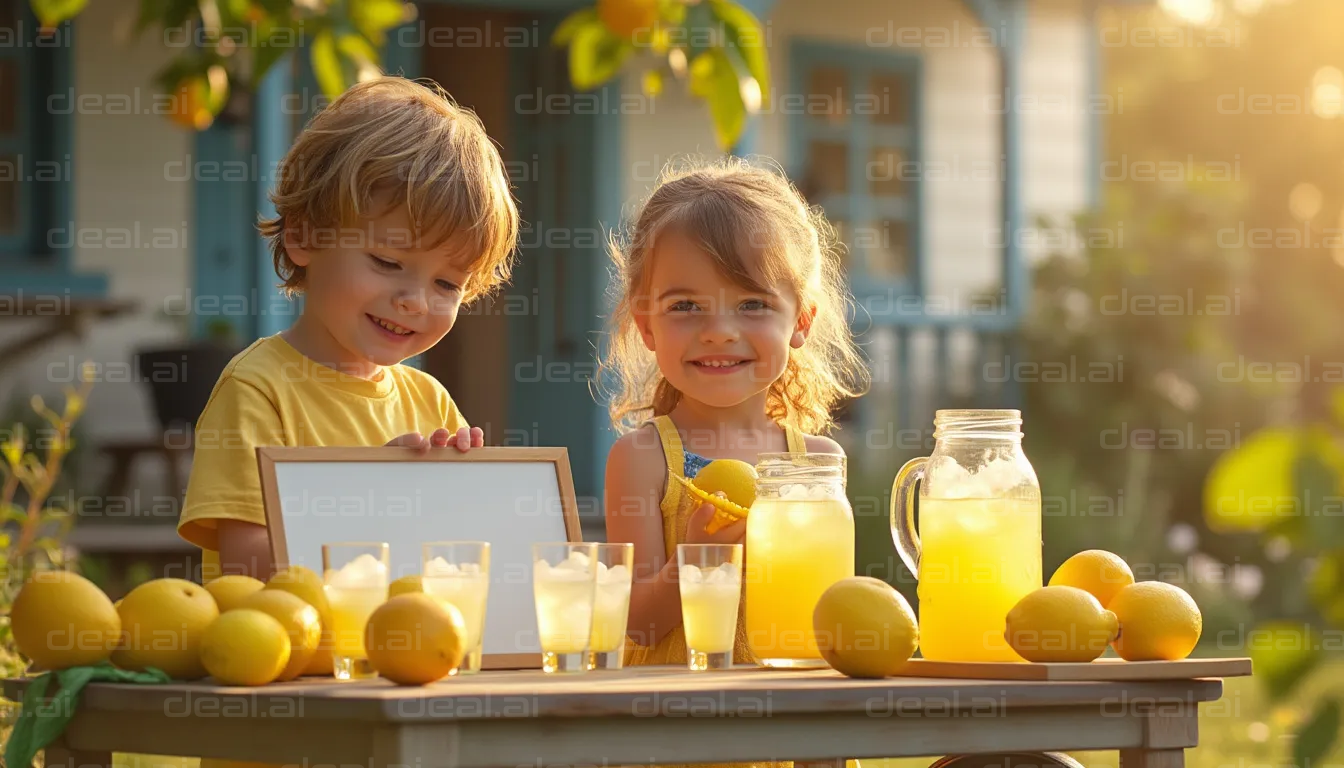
top-left (623, 415), bottom-right (804, 768)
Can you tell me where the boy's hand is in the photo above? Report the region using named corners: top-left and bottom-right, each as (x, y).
top-left (685, 499), bottom-right (746, 546)
top-left (445, 426), bottom-right (485, 453)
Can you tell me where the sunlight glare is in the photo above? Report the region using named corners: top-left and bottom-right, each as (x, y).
top-left (1312, 67), bottom-right (1344, 118)
top-left (1288, 182), bottom-right (1322, 221)
top-left (1159, 0), bottom-right (1220, 25)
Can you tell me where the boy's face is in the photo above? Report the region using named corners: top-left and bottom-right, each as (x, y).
top-left (287, 205), bottom-right (474, 369)
top-left (635, 228), bottom-right (808, 410)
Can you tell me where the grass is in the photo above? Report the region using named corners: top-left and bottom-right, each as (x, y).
top-left (865, 658), bottom-right (1344, 768)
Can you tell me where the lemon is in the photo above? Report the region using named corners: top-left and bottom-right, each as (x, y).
top-left (389, 575), bottom-right (423, 598)
top-left (365, 594), bottom-right (467, 685)
top-left (11, 571), bottom-right (120, 670)
top-left (112, 578), bottom-right (218, 679)
top-left (1048, 550), bottom-right (1135, 608)
top-left (236, 590), bottom-right (321, 681)
top-left (1108, 582), bottom-right (1202, 661)
top-left (596, 0), bottom-right (658, 38)
top-left (813, 577), bottom-right (918, 678)
top-left (201, 609), bottom-right (291, 686)
top-left (678, 459), bottom-right (756, 533)
top-left (1004, 586), bottom-right (1119, 663)
top-left (265, 565), bottom-right (335, 676)
top-left (204, 575), bottom-right (265, 613)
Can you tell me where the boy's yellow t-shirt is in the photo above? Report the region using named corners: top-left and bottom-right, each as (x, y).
top-left (177, 333), bottom-right (468, 578)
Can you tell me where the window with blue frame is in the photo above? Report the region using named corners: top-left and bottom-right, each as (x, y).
top-left (789, 42), bottom-right (921, 306)
top-left (1, 0), bottom-right (72, 261)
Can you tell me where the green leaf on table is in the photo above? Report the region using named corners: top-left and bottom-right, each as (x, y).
top-left (707, 0), bottom-right (770, 110)
top-left (689, 48), bottom-right (746, 151)
top-left (568, 22), bottom-right (632, 91)
top-left (29, 0), bottom-right (86, 29)
top-left (1247, 620), bottom-right (1322, 702)
top-left (552, 7), bottom-right (600, 47)
top-left (310, 29), bottom-right (353, 100)
top-left (1292, 698), bottom-right (1340, 768)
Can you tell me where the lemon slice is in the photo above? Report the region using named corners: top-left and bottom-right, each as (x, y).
top-left (675, 475), bottom-right (750, 533)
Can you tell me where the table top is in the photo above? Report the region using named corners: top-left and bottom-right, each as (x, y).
top-left (3, 664), bottom-right (1227, 724)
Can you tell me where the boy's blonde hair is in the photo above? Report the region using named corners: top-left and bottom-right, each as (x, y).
top-left (259, 76), bottom-right (519, 301)
top-left (601, 157), bottom-right (870, 435)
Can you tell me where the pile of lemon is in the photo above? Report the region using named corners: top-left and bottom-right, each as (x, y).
top-left (1005, 549), bottom-right (1204, 663)
top-left (10, 568), bottom-right (465, 687)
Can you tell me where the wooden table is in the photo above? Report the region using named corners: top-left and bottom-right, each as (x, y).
top-left (5, 665), bottom-right (1230, 768)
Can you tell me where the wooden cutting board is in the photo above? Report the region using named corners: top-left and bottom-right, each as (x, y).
top-left (896, 656), bottom-right (1252, 681)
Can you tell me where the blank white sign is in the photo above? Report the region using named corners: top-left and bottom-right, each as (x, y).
top-left (256, 447), bottom-right (581, 668)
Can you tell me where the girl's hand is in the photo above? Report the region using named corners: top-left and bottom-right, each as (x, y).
top-left (685, 499), bottom-right (746, 546)
top-left (385, 427), bottom-right (483, 453)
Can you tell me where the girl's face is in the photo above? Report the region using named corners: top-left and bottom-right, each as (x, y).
top-left (635, 228), bottom-right (810, 409)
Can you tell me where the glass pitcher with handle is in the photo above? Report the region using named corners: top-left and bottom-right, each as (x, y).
top-left (890, 409), bottom-right (1042, 662)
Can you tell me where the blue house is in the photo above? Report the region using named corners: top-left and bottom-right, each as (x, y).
top-left (1, 0), bottom-right (1120, 541)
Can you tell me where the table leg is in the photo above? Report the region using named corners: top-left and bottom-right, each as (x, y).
top-left (45, 740), bottom-right (112, 768)
top-left (1120, 748), bottom-right (1185, 768)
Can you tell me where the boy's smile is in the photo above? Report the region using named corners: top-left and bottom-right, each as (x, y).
top-left (283, 204), bottom-right (475, 378)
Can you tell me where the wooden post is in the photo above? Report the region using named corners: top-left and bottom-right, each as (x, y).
top-left (1119, 749), bottom-right (1185, 768)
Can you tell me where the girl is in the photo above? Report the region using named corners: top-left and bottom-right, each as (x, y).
top-left (601, 157), bottom-right (870, 672)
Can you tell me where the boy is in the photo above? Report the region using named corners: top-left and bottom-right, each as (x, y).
top-left (177, 76), bottom-right (519, 582)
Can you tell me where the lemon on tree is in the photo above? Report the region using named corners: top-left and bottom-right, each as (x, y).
top-left (1108, 582), bottom-right (1202, 661)
top-left (237, 590), bottom-right (322, 681)
top-left (113, 578), bottom-right (219, 679)
top-left (597, 0), bottom-right (658, 39)
top-left (812, 576), bottom-right (918, 678)
top-left (200, 609), bottom-right (292, 686)
top-left (1048, 550), bottom-right (1135, 608)
top-left (677, 459), bottom-right (757, 533)
top-left (204, 575), bottom-right (264, 613)
top-left (11, 571), bottom-right (121, 670)
top-left (1004, 586), bottom-right (1119, 663)
top-left (365, 594), bottom-right (467, 686)
top-left (265, 565), bottom-right (334, 676)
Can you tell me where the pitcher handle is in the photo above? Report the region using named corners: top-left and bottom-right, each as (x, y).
top-left (890, 456), bottom-right (926, 578)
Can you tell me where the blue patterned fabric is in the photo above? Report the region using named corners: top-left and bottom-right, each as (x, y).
top-left (683, 450), bottom-right (713, 479)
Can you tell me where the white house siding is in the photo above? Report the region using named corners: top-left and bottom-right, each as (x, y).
top-left (0, 0), bottom-right (191, 500)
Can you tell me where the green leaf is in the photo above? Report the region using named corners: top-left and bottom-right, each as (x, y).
top-left (28, 0), bottom-right (86, 29)
top-left (1, 504), bottom-right (27, 526)
top-left (568, 22), bottom-right (632, 91)
top-left (310, 29), bottom-right (352, 100)
top-left (1292, 698), bottom-right (1340, 768)
top-left (349, 0), bottom-right (407, 44)
top-left (252, 27), bottom-right (295, 88)
top-left (707, 0), bottom-right (770, 110)
top-left (689, 48), bottom-right (746, 151)
top-left (337, 31), bottom-right (380, 68)
top-left (1248, 621), bottom-right (1322, 702)
top-left (552, 7), bottom-right (600, 47)
top-left (1294, 448), bottom-right (1344, 549)
top-left (1204, 427), bottom-right (1301, 534)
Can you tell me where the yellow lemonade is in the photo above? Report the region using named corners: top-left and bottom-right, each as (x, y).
top-left (533, 567), bottom-right (594, 654)
top-left (589, 568), bottom-right (633, 653)
top-left (917, 497), bottom-right (1042, 661)
top-left (326, 585), bottom-right (387, 658)
top-left (681, 570), bottom-right (741, 654)
top-left (745, 497), bottom-right (855, 666)
top-left (422, 571), bottom-right (490, 671)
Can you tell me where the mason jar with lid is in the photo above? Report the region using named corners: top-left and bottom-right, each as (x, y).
top-left (745, 452), bottom-right (854, 668)
top-left (890, 409), bottom-right (1042, 662)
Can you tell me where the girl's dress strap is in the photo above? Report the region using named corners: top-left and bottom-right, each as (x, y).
top-left (784, 425), bottom-right (808, 454)
top-left (651, 415), bottom-right (687, 515)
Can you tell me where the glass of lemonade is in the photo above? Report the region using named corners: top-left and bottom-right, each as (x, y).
top-left (587, 542), bottom-right (634, 671)
top-left (422, 541), bottom-right (491, 675)
top-left (532, 542), bottom-right (598, 673)
top-left (322, 541), bottom-right (389, 680)
top-left (678, 543), bottom-right (744, 671)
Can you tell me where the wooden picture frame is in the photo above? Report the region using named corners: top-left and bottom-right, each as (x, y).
top-left (256, 446), bottom-right (582, 670)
